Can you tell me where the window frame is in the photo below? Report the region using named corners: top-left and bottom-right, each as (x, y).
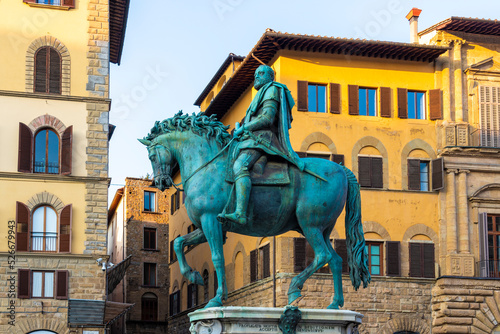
top-left (365, 241), bottom-right (383, 276)
top-left (23, 0), bottom-right (75, 9)
top-left (144, 190), bottom-right (156, 212)
top-left (407, 158), bottom-right (430, 191)
top-left (407, 90), bottom-right (426, 120)
top-left (487, 214), bottom-right (500, 278)
top-left (250, 243), bottom-right (270, 283)
top-left (141, 293), bottom-right (158, 321)
top-left (358, 155), bottom-right (383, 189)
top-left (358, 87), bottom-right (377, 117)
top-left (307, 83), bottom-right (327, 113)
top-left (34, 46), bottom-right (62, 94)
top-left (143, 227), bottom-right (157, 250)
top-left (33, 128), bottom-right (60, 174)
top-left (143, 262), bottom-right (157, 287)
top-left (31, 205), bottom-right (58, 253)
top-left (31, 270), bottom-right (55, 298)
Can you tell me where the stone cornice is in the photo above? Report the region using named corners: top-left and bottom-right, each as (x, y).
top-left (0, 172), bottom-right (110, 184)
top-left (0, 89), bottom-right (111, 105)
top-left (0, 252), bottom-right (108, 260)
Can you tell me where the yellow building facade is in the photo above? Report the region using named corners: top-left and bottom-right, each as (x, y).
top-left (166, 14), bottom-right (500, 334)
top-left (0, 1), bottom-right (130, 333)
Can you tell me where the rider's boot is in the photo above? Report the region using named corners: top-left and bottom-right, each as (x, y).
top-left (221, 174), bottom-right (251, 225)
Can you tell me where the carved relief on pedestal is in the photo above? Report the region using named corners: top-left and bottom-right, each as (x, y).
top-left (445, 125), bottom-right (456, 146)
top-left (456, 124), bottom-right (469, 146)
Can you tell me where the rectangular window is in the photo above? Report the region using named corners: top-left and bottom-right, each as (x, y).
top-left (358, 156), bottom-right (383, 189)
top-left (365, 242), bottom-right (383, 276)
top-left (37, 0), bottom-right (61, 4)
top-left (169, 290), bottom-right (180, 316)
top-left (479, 86), bottom-right (500, 147)
top-left (187, 284), bottom-right (198, 309)
top-left (144, 191), bottom-right (156, 212)
top-left (144, 227), bottom-right (156, 250)
top-left (308, 84), bottom-right (327, 113)
top-left (409, 242), bottom-right (435, 278)
top-left (143, 263), bottom-right (157, 286)
top-left (250, 244), bottom-right (271, 283)
top-left (293, 238), bottom-right (330, 274)
top-left (358, 88), bottom-right (377, 116)
top-left (487, 214), bottom-right (500, 278)
top-left (407, 91), bottom-right (425, 119)
top-left (32, 271), bottom-right (54, 298)
top-left (408, 159), bottom-right (430, 191)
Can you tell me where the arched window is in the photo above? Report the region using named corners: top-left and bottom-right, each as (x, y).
top-left (32, 206), bottom-right (57, 252)
top-left (34, 46), bottom-right (61, 94)
top-left (29, 330), bottom-right (57, 334)
top-left (141, 292), bottom-right (158, 321)
top-left (34, 128), bottom-right (60, 174)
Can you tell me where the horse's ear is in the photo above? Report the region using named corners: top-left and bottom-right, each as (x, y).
top-left (138, 138), bottom-right (151, 146)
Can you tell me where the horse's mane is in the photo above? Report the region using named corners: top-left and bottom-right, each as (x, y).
top-left (145, 111), bottom-right (232, 147)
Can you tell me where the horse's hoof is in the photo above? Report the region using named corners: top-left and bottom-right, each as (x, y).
top-left (287, 290), bottom-right (302, 305)
top-left (204, 297), bottom-right (223, 309)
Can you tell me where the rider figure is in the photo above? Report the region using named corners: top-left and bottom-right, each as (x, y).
top-left (218, 65), bottom-right (303, 225)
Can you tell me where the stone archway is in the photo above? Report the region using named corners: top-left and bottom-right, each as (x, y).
top-left (379, 315), bottom-right (430, 334)
top-left (351, 136), bottom-right (389, 189)
top-left (7, 317), bottom-right (68, 334)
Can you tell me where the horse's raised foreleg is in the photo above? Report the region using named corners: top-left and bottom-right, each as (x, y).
top-left (288, 227), bottom-right (333, 305)
top-left (324, 229), bottom-right (344, 309)
top-left (174, 228), bottom-right (207, 286)
top-left (200, 213), bottom-right (227, 308)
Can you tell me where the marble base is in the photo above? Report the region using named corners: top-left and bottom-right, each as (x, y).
top-left (188, 306), bottom-right (363, 334)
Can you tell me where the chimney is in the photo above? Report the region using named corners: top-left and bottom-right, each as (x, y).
top-left (406, 8), bottom-right (422, 44)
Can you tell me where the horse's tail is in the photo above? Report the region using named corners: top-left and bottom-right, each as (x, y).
top-left (341, 165), bottom-right (371, 290)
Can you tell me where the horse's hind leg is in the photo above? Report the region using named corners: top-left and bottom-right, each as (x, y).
top-left (174, 228), bottom-right (207, 285)
top-left (324, 227), bottom-right (344, 309)
top-left (288, 226), bottom-right (333, 305)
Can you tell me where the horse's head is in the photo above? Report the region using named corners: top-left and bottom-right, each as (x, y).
top-left (138, 138), bottom-right (174, 191)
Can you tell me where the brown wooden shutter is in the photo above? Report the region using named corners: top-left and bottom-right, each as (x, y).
top-left (59, 204), bottom-right (72, 253)
top-left (23, 0), bottom-right (37, 3)
top-left (334, 239), bottom-right (348, 274)
top-left (332, 154), bottom-right (344, 165)
top-left (16, 201), bottom-right (30, 252)
top-left (429, 89), bottom-right (442, 120)
top-left (371, 157), bottom-right (383, 189)
top-left (250, 249), bottom-right (258, 282)
top-left (262, 244), bottom-right (270, 279)
top-left (348, 85), bottom-right (359, 115)
top-left (330, 83), bottom-right (341, 114)
top-left (35, 47), bottom-right (48, 93)
top-left (380, 87), bottom-right (391, 117)
top-left (386, 241), bottom-right (400, 276)
top-left (55, 270), bottom-right (69, 299)
top-left (358, 156), bottom-right (371, 187)
top-left (294, 238), bottom-right (306, 273)
top-left (431, 157), bottom-right (444, 191)
top-left (187, 284), bottom-right (193, 308)
top-left (61, 126), bottom-right (72, 175)
top-left (478, 213), bottom-right (490, 277)
top-left (409, 243), bottom-right (422, 277)
top-left (18, 269), bottom-right (31, 299)
top-left (408, 159), bottom-right (421, 190)
top-left (423, 243), bottom-right (435, 278)
top-left (18, 122), bottom-right (33, 173)
top-left (170, 194), bottom-right (175, 215)
top-left (176, 191), bottom-right (180, 210)
top-left (62, 0), bottom-right (75, 8)
top-left (297, 81), bottom-right (308, 111)
top-left (49, 48), bottom-right (61, 94)
top-left (397, 88), bottom-right (408, 118)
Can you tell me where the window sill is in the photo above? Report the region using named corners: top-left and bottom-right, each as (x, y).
top-left (141, 285), bottom-right (160, 288)
top-left (141, 248), bottom-right (160, 252)
top-left (142, 211), bottom-right (161, 215)
top-left (25, 3), bottom-right (71, 10)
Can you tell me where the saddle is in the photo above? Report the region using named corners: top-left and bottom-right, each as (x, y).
top-left (225, 141), bottom-right (290, 186)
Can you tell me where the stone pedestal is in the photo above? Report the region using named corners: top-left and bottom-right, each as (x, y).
top-left (188, 306), bottom-right (363, 334)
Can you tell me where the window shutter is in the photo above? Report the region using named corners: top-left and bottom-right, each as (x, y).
top-left (397, 88), bottom-right (408, 118)
top-left (371, 157), bottom-right (383, 189)
top-left (175, 191), bottom-right (180, 211)
top-left (56, 270), bottom-right (69, 299)
top-left (348, 85), bottom-right (359, 115)
top-left (294, 238), bottom-right (306, 273)
top-left (429, 89), bottom-right (442, 120)
top-left (386, 241), bottom-right (401, 276)
top-left (48, 48), bottom-right (61, 94)
top-left (16, 201), bottom-right (30, 252)
top-left (35, 47), bottom-right (48, 93)
top-left (262, 244), bottom-right (270, 279)
top-left (23, 0), bottom-right (37, 3)
top-left (61, 126), bottom-right (73, 175)
top-left (170, 194), bottom-right (175, 215)
top-left (358, 156), bottom-right (371, 187)
top-left (18, 122), bottom-right (33, 173)
top-left (59, 204), bottom-right (72, 253)
top-left (250, 249), bottom-right (258, 282)
top-left (332, 154), bottom-right (344, 165)
top-left (334, 239), bottom-right (348, 274)
top-left (62, 0), bottom-right (75, 8)
top-left (478, 213), bottom-right (490, 277)
top-left (297, 81), bottom-right (308, 111)
top-left (408, 159), bottom-right (421, 190)
top-left (18, 269), bottom-right (31, 298)
top-left (330, 83), bottom-right (341, 114)
top-left (187, 284), bottom-right (193, 308)
top-left (380, 87), bottom-right (391, 117)
top-left (423, 243), bottom-right (435, 278)
top-left (409, 243), bottom-right (422, 277)
top-left (431, 157), bottom-right (444, 191)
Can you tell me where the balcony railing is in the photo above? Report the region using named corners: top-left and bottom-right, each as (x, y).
top-left (31, 232), bottom-right (57, 252)
top-left (444, 125), bottom-right (500, 148)
top-left (34, 161), bottom-right (59, 174)
top-left (477, 260), bottom-right (500, 278)
top-left (478, 129), bottom-right (500, 148)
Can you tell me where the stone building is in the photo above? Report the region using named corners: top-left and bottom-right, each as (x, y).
top-left (0, 0), bottom-right (131, 333)
top-left (107, 177), bottom-right (170, 333)
top-left (165, 10), bottom-right (500, 334)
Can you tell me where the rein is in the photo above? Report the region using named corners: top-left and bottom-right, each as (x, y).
top-left (169, 138), bottom-right (234, 191)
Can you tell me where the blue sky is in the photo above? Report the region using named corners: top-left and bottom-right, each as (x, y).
top-left (108, 0), bottom-right (500, 198)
